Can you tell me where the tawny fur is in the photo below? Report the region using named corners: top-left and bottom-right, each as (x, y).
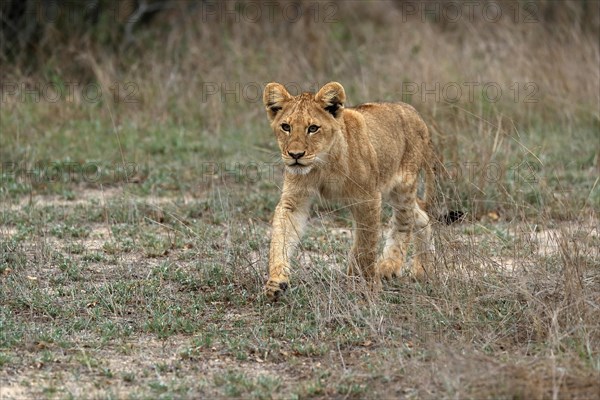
top-left (263, 82), bottom-right (435, 300)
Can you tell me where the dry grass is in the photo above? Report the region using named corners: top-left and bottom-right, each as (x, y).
top-left (1, 1), bottom-right (599, 399)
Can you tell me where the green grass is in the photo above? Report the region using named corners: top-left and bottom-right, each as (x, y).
top-left (0, 117), bottom-right (598, 397)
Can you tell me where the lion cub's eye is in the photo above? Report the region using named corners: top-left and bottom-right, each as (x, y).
top-left (281, 123), bottom-right (291, 132)
top-left (307, 125), bottom-right (320, 134)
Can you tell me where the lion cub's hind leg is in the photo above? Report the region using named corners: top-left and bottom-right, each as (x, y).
top-left (411, 201), bottom-right (434, 280)
top-left (376, 183), bottom-right (417, 280)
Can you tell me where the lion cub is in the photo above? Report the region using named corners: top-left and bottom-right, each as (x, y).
top-left (263, 82), bottom-right (435, 300)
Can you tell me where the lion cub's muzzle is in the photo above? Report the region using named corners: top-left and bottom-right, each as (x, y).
top-left (282, 152), bottom-right (316, 175)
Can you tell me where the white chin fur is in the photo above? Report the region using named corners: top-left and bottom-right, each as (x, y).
top-left (285, 165), bottom-right (313, 175)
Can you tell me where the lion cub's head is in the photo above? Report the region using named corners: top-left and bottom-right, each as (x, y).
top-left (263, 82), bottom-right (346, 175)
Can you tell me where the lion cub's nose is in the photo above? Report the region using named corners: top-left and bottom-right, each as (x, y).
top-left (288, 151), bottom-right (305, 160)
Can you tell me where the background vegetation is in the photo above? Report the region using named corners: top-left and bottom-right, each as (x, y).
top-left (1, 0), bottom-right (598, 398)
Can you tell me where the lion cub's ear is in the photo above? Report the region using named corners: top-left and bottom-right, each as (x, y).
top-left (315, 82), bottom-right (346, 118)
top-left (263, 83), bottom-right (291, 121)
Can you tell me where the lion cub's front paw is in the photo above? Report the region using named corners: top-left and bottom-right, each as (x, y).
top-left (377, 258), bottom-right (403, 280)
top-left (264, 278), bottom-right (289, 301)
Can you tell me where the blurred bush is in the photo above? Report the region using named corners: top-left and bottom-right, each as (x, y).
top-left (2, 0), bottom-right (598, 71)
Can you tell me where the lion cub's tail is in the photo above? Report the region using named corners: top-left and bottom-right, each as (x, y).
top-left (418, 138), bottom-right (438, 213)
top-left (420, 138), bottom-right (466, 224)
top-left (424, 155), bottom-right (437, 212)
